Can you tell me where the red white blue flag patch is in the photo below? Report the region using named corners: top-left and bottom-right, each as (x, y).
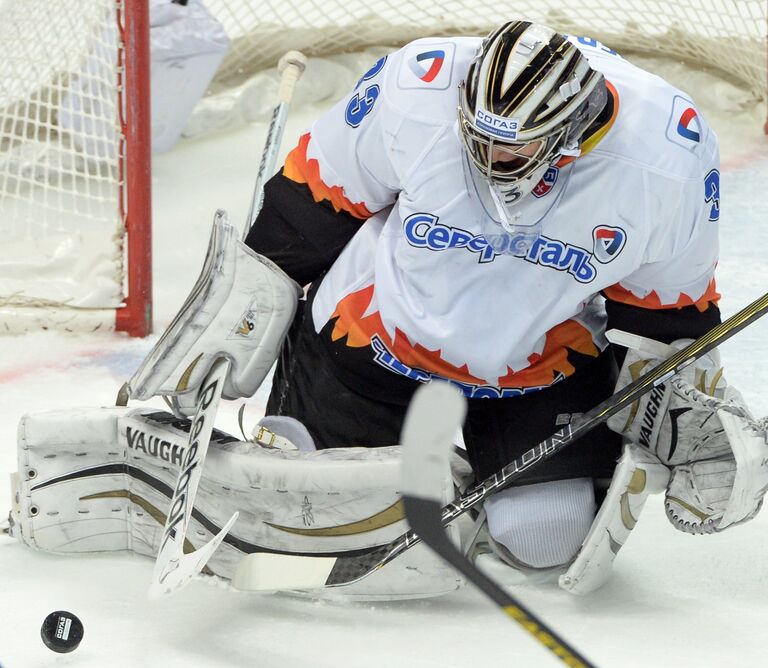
top-left (409, 50), bottom-right (445, 82)
top-left (398, 42), bottom-right (455, 90)
top-left (666, 95), bottom-right (703, 152)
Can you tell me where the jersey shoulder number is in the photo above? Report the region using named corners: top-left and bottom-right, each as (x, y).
top-left (344, 56), bottom-right (387, 128)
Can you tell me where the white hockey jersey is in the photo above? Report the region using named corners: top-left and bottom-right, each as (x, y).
top-left (282, 36), bottom-right (721, 398)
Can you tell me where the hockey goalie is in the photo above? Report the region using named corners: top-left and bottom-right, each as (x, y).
top-left (9, 21), bottom-right (768, 599)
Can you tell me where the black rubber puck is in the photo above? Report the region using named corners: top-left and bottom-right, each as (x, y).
top-left (40, 610), bottom-right (84, 653)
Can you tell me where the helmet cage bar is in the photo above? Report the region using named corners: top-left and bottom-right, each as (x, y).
top-left (458, 104), bottom-right (565, 182)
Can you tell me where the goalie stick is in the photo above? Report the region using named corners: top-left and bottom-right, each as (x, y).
top-left (148, 357), bottom-right (238, 598)
top-left (401, 382), bottom-right (597, 668)
top-left (139, 52), bottom-right (305, 596)
top-left (233, 291), bottom-right (768, 592)
top-left (243, 50), bottom-right (307, 238)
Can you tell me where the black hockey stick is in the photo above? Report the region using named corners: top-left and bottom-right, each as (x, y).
top-left (233, 290), bottom-right (768, 592)
top-left (401, 382), bottom-right (597, 668)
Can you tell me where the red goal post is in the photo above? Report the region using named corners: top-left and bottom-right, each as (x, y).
top-left (0, 0), bottom-right (152, 337)
top-left (118, 0), bottom-right (153, 338)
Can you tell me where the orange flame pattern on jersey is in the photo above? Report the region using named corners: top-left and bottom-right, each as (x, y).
top-left (283, 133), bottom-right (373, 220)
top-left (496, 319), bottom-right (600, 387)
top-left (603, 278), bottom-right (720, 312)
top-left (329, 285), bottom-right (486, 384)
top-left (329, 285), bottom-right (600, 388)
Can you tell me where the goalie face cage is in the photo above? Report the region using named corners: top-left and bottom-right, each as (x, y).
top-left (0, 1), bottom-right (765, 337)
top-left (0, 0), bottom-right (151, 337)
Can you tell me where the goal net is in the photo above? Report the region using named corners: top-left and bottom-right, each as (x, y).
top-left (0, 0), bottom-right (765, 336)
top-left (0, 0), bottom-right (150, 336)
top-left (210, 1), bottom-right (767, 102)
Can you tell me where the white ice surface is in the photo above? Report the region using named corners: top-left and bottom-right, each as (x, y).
top-left (1, 51), bottom-right (768, 668)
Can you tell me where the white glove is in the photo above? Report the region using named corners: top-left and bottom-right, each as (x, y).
top-left (608, 333), bottom-right (768, 534)
top-left (661, 380), bottom-right (767, 533)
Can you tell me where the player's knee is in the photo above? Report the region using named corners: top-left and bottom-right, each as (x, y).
top-left (484, 477), bottom-right (596, 569)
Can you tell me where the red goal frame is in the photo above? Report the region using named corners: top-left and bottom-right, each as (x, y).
top-left (116, 0), bottom-right (152, 337)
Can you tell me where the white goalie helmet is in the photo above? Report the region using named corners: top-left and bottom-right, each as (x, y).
top-left (459, 21), bottom-right (608, 251)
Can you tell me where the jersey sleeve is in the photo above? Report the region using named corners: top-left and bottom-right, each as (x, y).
top-left (246, 55), bottom-right (401, 285)
top-left (293, 54), bottom-right (400, 216)
top-left (603, 145), bottom-right (722, 341)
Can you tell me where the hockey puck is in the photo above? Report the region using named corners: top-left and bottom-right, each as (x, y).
top-left (40, 611), bottom-right (84, 653)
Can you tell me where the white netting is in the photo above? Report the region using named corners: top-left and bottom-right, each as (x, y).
top-left (208, 0), bottom-right (767, 102)
top-left (0, 0), bottom-right (765, 332)
top-left (0, 0), bottom-right (124, 316)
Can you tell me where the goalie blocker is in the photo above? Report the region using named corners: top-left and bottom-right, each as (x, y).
top-left (128, 211), bottom-right (302, 417)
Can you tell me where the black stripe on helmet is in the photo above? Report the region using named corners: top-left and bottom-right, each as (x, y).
top-left (484, 21), bottom-right (531, 112)
top-left (465, 21), bottom-right (520, 116)
top-left (464, 62), bottom-right (478, 115)
top-left (481, 22), bottom-right (520, 106)
top-left (496, 32), bottom-right (569, 117)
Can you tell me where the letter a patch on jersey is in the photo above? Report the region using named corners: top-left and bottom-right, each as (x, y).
top-left (398, 42), bottom-right (455, 90)
top-left (592, 225), bottom-right (626, 263)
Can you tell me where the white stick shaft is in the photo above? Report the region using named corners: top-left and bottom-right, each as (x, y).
top-left (148, 357), bottom-right (236, 599)
top-left (244, 51), bottom-right (307, 239)
top-left (605, 328), bottom-right (676, 357)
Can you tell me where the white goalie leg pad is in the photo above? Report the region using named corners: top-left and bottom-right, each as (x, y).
top-left (484, 477), bottom-right (597, 569)
top-left (13, 407), bottom-right (142, 553)
top-left (12, 407), bottom-right (461, 600)
top-left (559, 442), bottom-right (669, 595)
top-left (128, 210), bottom-right (301, 415)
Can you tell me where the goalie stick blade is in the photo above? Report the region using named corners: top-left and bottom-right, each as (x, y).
top-left (148, 511), bottom-right (239, 600)
top-left (232, 543), bottom-right (396, 592)
top-left (232, 553), bottom-right (336, 592)
top-left (400, 381), bottom-right (466, 502)
top-left (401, 384), bottom-right (597, 668)
top-left (148, 357), bottom-right (236, 599)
